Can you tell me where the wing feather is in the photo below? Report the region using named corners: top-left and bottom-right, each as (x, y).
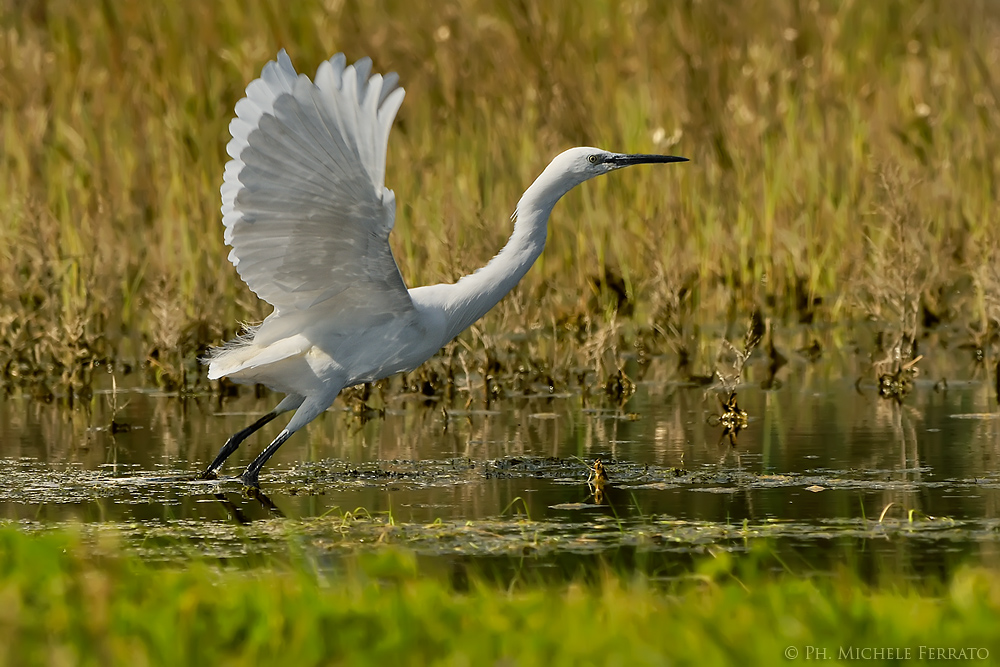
top-left (222, 50), bottom-right (411, 315)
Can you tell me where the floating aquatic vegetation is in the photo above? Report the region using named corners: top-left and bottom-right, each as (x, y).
top-left (877, 355), bottom-right (923, 402)
top-left (586, 458), bottom-right (610, 503)
top-left (709, 392), bottom-right (749, 446)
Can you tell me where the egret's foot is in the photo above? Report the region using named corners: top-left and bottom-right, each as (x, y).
top-left (199, 468), bottom-right (220, 481)
top-left (239, 469), bottom-right (262, 491)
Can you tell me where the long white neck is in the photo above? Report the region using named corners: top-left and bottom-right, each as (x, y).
top-left (407, 146), bottom-right (685, 349)
top-left (432, 163), bottom-right (583, 342)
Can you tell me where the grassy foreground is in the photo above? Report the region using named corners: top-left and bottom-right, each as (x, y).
top-left (0, 527), bottom-right (998, 666)
top-left (2, 1), bottom-right (1000, 395)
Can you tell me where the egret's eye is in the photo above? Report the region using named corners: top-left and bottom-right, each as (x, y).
top-left (588, 154), bottom-right (599, 164)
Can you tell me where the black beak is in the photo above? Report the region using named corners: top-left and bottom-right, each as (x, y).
top-left (607, 153), bottom-right (689, 167)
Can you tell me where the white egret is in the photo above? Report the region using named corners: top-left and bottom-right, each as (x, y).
top-left (202, 50), bottom-right (687, 487)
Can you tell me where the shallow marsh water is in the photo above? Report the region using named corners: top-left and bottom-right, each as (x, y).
top-left (2, 353), bottom-right (1000, 581)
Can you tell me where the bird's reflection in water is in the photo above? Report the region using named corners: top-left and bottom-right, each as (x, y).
top-left (213, 489), bottom-right (284, 524)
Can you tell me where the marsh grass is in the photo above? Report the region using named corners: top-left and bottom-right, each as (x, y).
top-left (1, 527), bottom-right (999, 666)
top-left (2, 1), bottom-right (999, 397)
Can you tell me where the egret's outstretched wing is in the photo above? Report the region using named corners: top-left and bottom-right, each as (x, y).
top-left (221, 50), bottom-right (410, 316)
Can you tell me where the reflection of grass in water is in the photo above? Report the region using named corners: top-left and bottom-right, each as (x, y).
top-left (1, 528), bottom-right (998, 664)
top-left (4, 2), bottom-right (1000, 400)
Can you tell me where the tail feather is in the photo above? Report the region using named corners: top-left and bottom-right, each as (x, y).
top-left (203, 322), bottom-right (261, 379)
top-left (206, 327), bottom-right (310, 383)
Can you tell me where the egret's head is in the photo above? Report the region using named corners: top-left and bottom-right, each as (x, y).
top-left (518, 146), bottom-right (688, 217)
top-left (546, 146), bottom-right (688, 187)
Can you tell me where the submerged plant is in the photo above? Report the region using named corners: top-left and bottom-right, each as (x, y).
top-left (857, 166), bottom-right (932, 400)
top-left (707, 311), bottom-right (763, 444)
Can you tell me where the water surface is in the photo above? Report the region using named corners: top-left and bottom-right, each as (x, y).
top-left (3, 357), bottom-right (999, 579)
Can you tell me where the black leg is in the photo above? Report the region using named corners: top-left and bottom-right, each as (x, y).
top-left (201, 411), bottom-right (280, 479)
top-left (239, 429), bottom-right (293, 488)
